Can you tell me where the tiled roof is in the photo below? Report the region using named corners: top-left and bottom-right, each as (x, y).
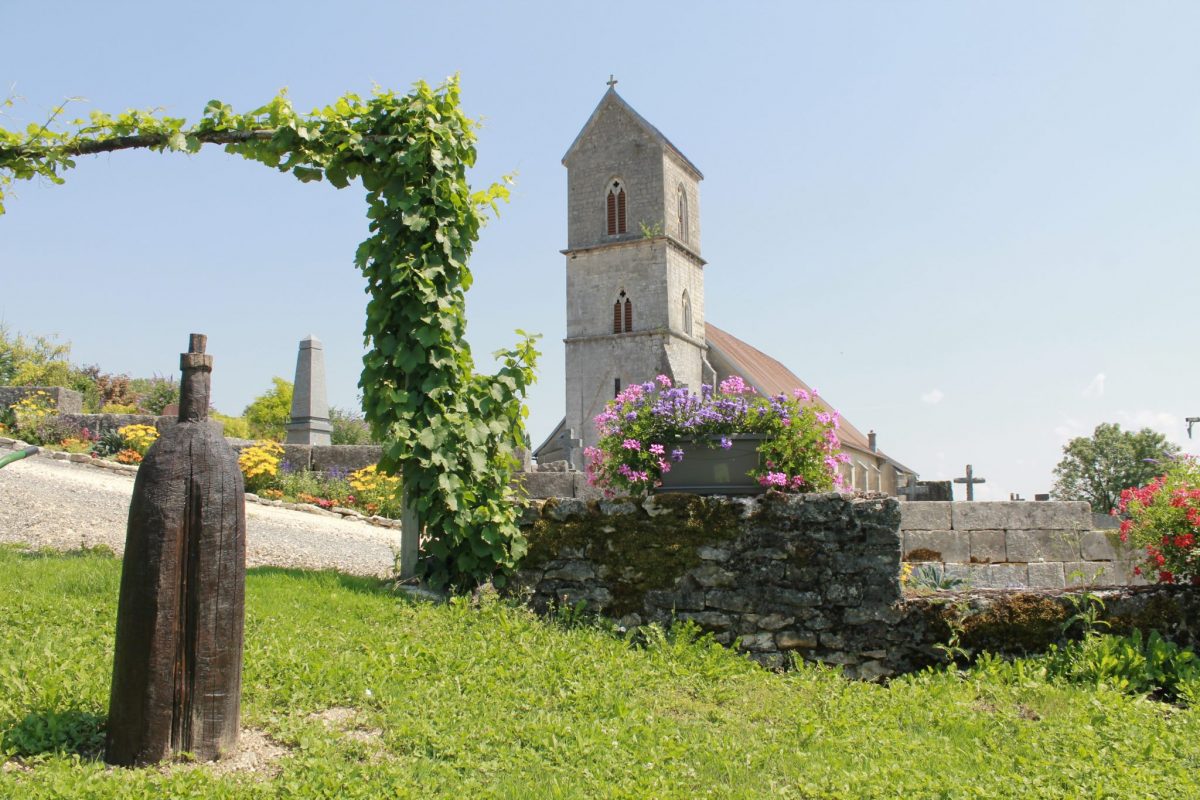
top-left (705, 323), bottom-right (877, 456)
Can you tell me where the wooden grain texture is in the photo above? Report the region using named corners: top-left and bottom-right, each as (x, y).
top-left (105, 336), bottom-right (246, 766)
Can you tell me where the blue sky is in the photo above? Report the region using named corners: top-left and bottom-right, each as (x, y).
top-left (2, 2), bottom-right (1198, 499)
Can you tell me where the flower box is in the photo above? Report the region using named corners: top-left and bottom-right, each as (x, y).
top-left (657, 434), bottom-right (765, 495)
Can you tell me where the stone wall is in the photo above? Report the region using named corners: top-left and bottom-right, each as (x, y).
top-left (0, 386), bottom-right (83, 414)
top-left (515, 492), bottom-right (902, 678)
top-left (899, 501), bottom-right (1142, 589)
top-left (515, 493), bottom-right (1197, 680)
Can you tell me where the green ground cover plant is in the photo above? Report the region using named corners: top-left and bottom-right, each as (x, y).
top-left (2, 546), bottom-right (1199, 799)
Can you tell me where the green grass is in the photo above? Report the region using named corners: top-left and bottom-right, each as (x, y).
top-left (2, 545), bottom-right (1199, 799)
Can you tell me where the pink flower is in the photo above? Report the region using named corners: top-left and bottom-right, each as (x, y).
top-left (621, 439), bottom-right (641, 451)
top-left (649, 443), bottom-right (665, 456)
top-left (656, 374), bottom-right (673, 388)
top-left (792, 388), bottom-right (810, 402)
top-left (719, 376), bottom-right (749, 395)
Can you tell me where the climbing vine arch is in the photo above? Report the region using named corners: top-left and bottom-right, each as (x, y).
top-left (0, 79), bottom-right (539, 589)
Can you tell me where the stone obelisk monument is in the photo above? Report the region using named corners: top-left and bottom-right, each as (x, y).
top-left (285, 335), bottom-right (332, 446)
top-left (106, 334), bottom-right (246, 766)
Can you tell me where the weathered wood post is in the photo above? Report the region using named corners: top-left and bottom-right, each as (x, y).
top-left (105, 334), bottom-right (246, 766)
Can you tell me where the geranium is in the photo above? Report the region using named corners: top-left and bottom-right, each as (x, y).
top-left (1115, 455), bottom-right (1200, 584)
top-left (586, 376), bottom-right (845, 497)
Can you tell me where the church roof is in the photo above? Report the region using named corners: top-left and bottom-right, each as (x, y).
top-left (562, 87), bottom-right (704, 179)
top-left (705, 323), bottom-right (911, 472)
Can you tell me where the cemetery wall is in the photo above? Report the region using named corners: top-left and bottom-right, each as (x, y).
top-left (899, 501), bottom-right (1142, 589)
top-left (515, 492), bottom-right (904, 678)
top-left (515, 494), bottom-right (1194, 679)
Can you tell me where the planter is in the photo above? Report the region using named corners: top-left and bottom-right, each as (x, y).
top-left (657, 434), bottom-right (764, 495)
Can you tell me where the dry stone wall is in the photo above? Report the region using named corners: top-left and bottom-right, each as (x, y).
top-left (900, 501), bottom-right (1143, 589)
top-left (515, 492), bottom-right (903, 678)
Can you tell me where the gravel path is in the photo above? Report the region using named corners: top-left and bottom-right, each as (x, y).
top-left (0, 449), bottom-right (403, 577)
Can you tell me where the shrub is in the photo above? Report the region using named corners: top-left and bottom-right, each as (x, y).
top-left (0, 324), bottom-right (72, 387)
top-left (331, 405), bottom-right (374, 445)
top-left (7, 390), bottom-right (57, 444)
top-left (117, 424), bottom-right (159, 456)
top-left (348, 464), bottom-right (402, 517)
top-left (238, 441), bottom-right (284, 493)
top-left (212, 411), bottom-right (252, 439)
top-left (243, 377), bottom-right (293, 441)
top-left (585, 374), bottom-right (849, 497)
top-left (275, 465), bottom-right (352, 508)
top-left (130, 375), bottom-right (179, 415)
top-left (101, 402), bottom-right (139, 414)
top-left (1115, 456), bottom-right (1200, 584)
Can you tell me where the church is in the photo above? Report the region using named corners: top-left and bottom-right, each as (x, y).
top-left (534, 84), bottom-right (916, 494)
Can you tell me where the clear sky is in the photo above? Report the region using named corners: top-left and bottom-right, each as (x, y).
top-left (2, 2), bottom-right (1198, 500)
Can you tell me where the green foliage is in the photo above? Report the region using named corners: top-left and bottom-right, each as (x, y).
top-left (330, 405), bottom-right (375, 445)
top-left (210, 411), bottom-right (252, 439)
top-left (0, 82), bottom-right (540, 589)
top-left (242, 377), bottom-right (293, 441)
top-left (5, 548), bottom-right (1200, 798)
top-left (128, 375), bottom-right (179, 415)
top-left (1052, 422), bottom-right (1181, 513)
top-left (0, 325), bottom-right (72, 387)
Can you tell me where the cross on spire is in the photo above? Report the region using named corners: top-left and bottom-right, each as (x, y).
top-left (953, 464), bottom-right (986, 501)
top-left (606, 74), bottom-right (618, 89)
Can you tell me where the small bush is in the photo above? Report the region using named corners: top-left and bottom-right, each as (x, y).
top-left (117, 424), bottom-right (159, 456)
top-left (348, 464), bottom-right (402, 517)
top-left (238, 441), bottom-right (284, 493)
top-left (7, 391), bottom-right (57, 444)
top-left (1115, 455), bottom-right (1200, 584)
top-left (331, 405), bottom-right (374, 445)
top-left (243, 377), bottom-right (293, 441)
top-left (212, 411), bottom-right (252, 439)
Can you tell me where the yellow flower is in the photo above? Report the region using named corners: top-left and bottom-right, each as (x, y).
top-left (117, 424), bottom-right (160, 456)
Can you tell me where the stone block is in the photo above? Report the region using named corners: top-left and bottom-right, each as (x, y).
top-left (737, 632), bottom-right (776, 652)
top-left (1080, 532), bottom-right (1123, 563)
top-left (899, 502), bottom-right (951, 531)
top-left (990, 563), bottom-right (1030, 588)
top-left (516, 471), bottom-right (575, 499)
top-left (310, 444), bottom-right (384, 475)
top-left (0, 386), bottom-right (83, 414)
top-left (943, 563), bottom-right (972, 587)
top-left (1065, 563), bottom-right (1128, 587)
top-left (775, 631), bottom-right (818, 650)
top-left (902, 530), bottom-right (967, 563)
top-left (705, 590), bottom-right (754, 613)
top-left (952, 501), bottom-right (1091, 531)
top-left (1027, 562), bottom-right (1066, 589)
top-left (1005, 530), bottom-right (1080, 562)
top-left (968, 530), bottom-right (1006, 563)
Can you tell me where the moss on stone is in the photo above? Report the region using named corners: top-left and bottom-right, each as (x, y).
top-left (904, 548), bottom-right (941, 562)
top-left (1107, 592), bottom-right (1187, 639)
top-left (522, 493), bottom-right (741, 616)
top-left (958, 594), bottom-right (1068, 654)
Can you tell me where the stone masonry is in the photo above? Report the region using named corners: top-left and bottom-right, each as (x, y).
top-left (899, 501), bottom-right (1143, 589)
top-left (515, 492), bottom-right (902, 678)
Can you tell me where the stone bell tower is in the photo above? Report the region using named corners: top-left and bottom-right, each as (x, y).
top-left (561, 81), bottom-right (715, 452)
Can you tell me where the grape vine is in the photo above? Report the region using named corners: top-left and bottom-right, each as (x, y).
top-left (0, 79), bottom-right (539, 589)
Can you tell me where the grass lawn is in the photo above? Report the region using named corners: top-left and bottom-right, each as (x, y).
top-left (2, 545), bottom-right (1198, 799)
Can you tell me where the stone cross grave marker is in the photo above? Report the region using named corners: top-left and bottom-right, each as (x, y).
top-left (953, 464), bottom-right (986, 501)
top-left (106, 334), bottom-right (246, 766)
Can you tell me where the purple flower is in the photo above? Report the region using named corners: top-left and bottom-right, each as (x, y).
top-left (720, 436), bottom-right (732, 450)
top-left (671, 448), bottom-right (685, 462)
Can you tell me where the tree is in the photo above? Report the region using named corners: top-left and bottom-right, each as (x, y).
top-left (243, 377), bottom-right (293, 441)
top-left (1051, 423), bottom-right (1181, 513)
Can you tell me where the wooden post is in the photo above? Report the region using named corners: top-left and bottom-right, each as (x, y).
top-left (399, 487), bottom-right (420, 581)
top-left (105, 334), bottom-right (246, 766)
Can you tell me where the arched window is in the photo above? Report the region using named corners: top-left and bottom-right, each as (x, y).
top-left (613, 290), bottom-right (632, 333)
top-left (677, 184), bottom-right (689, 243)
top-left (682, 290), bottom-right (692, 336)
top-left (606, 179), bottom-right (627, 236)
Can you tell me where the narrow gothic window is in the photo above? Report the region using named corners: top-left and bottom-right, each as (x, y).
top-left (677, 185), bottom-right (689, 243)
top-left (613, 290), bottom-right (629, 334)
top-left (682, 290), bottom-right (692, 336)
top-left (606, 179), bottom-right (627, 235)
top-left (614, 378), bottom-right (621, 397)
